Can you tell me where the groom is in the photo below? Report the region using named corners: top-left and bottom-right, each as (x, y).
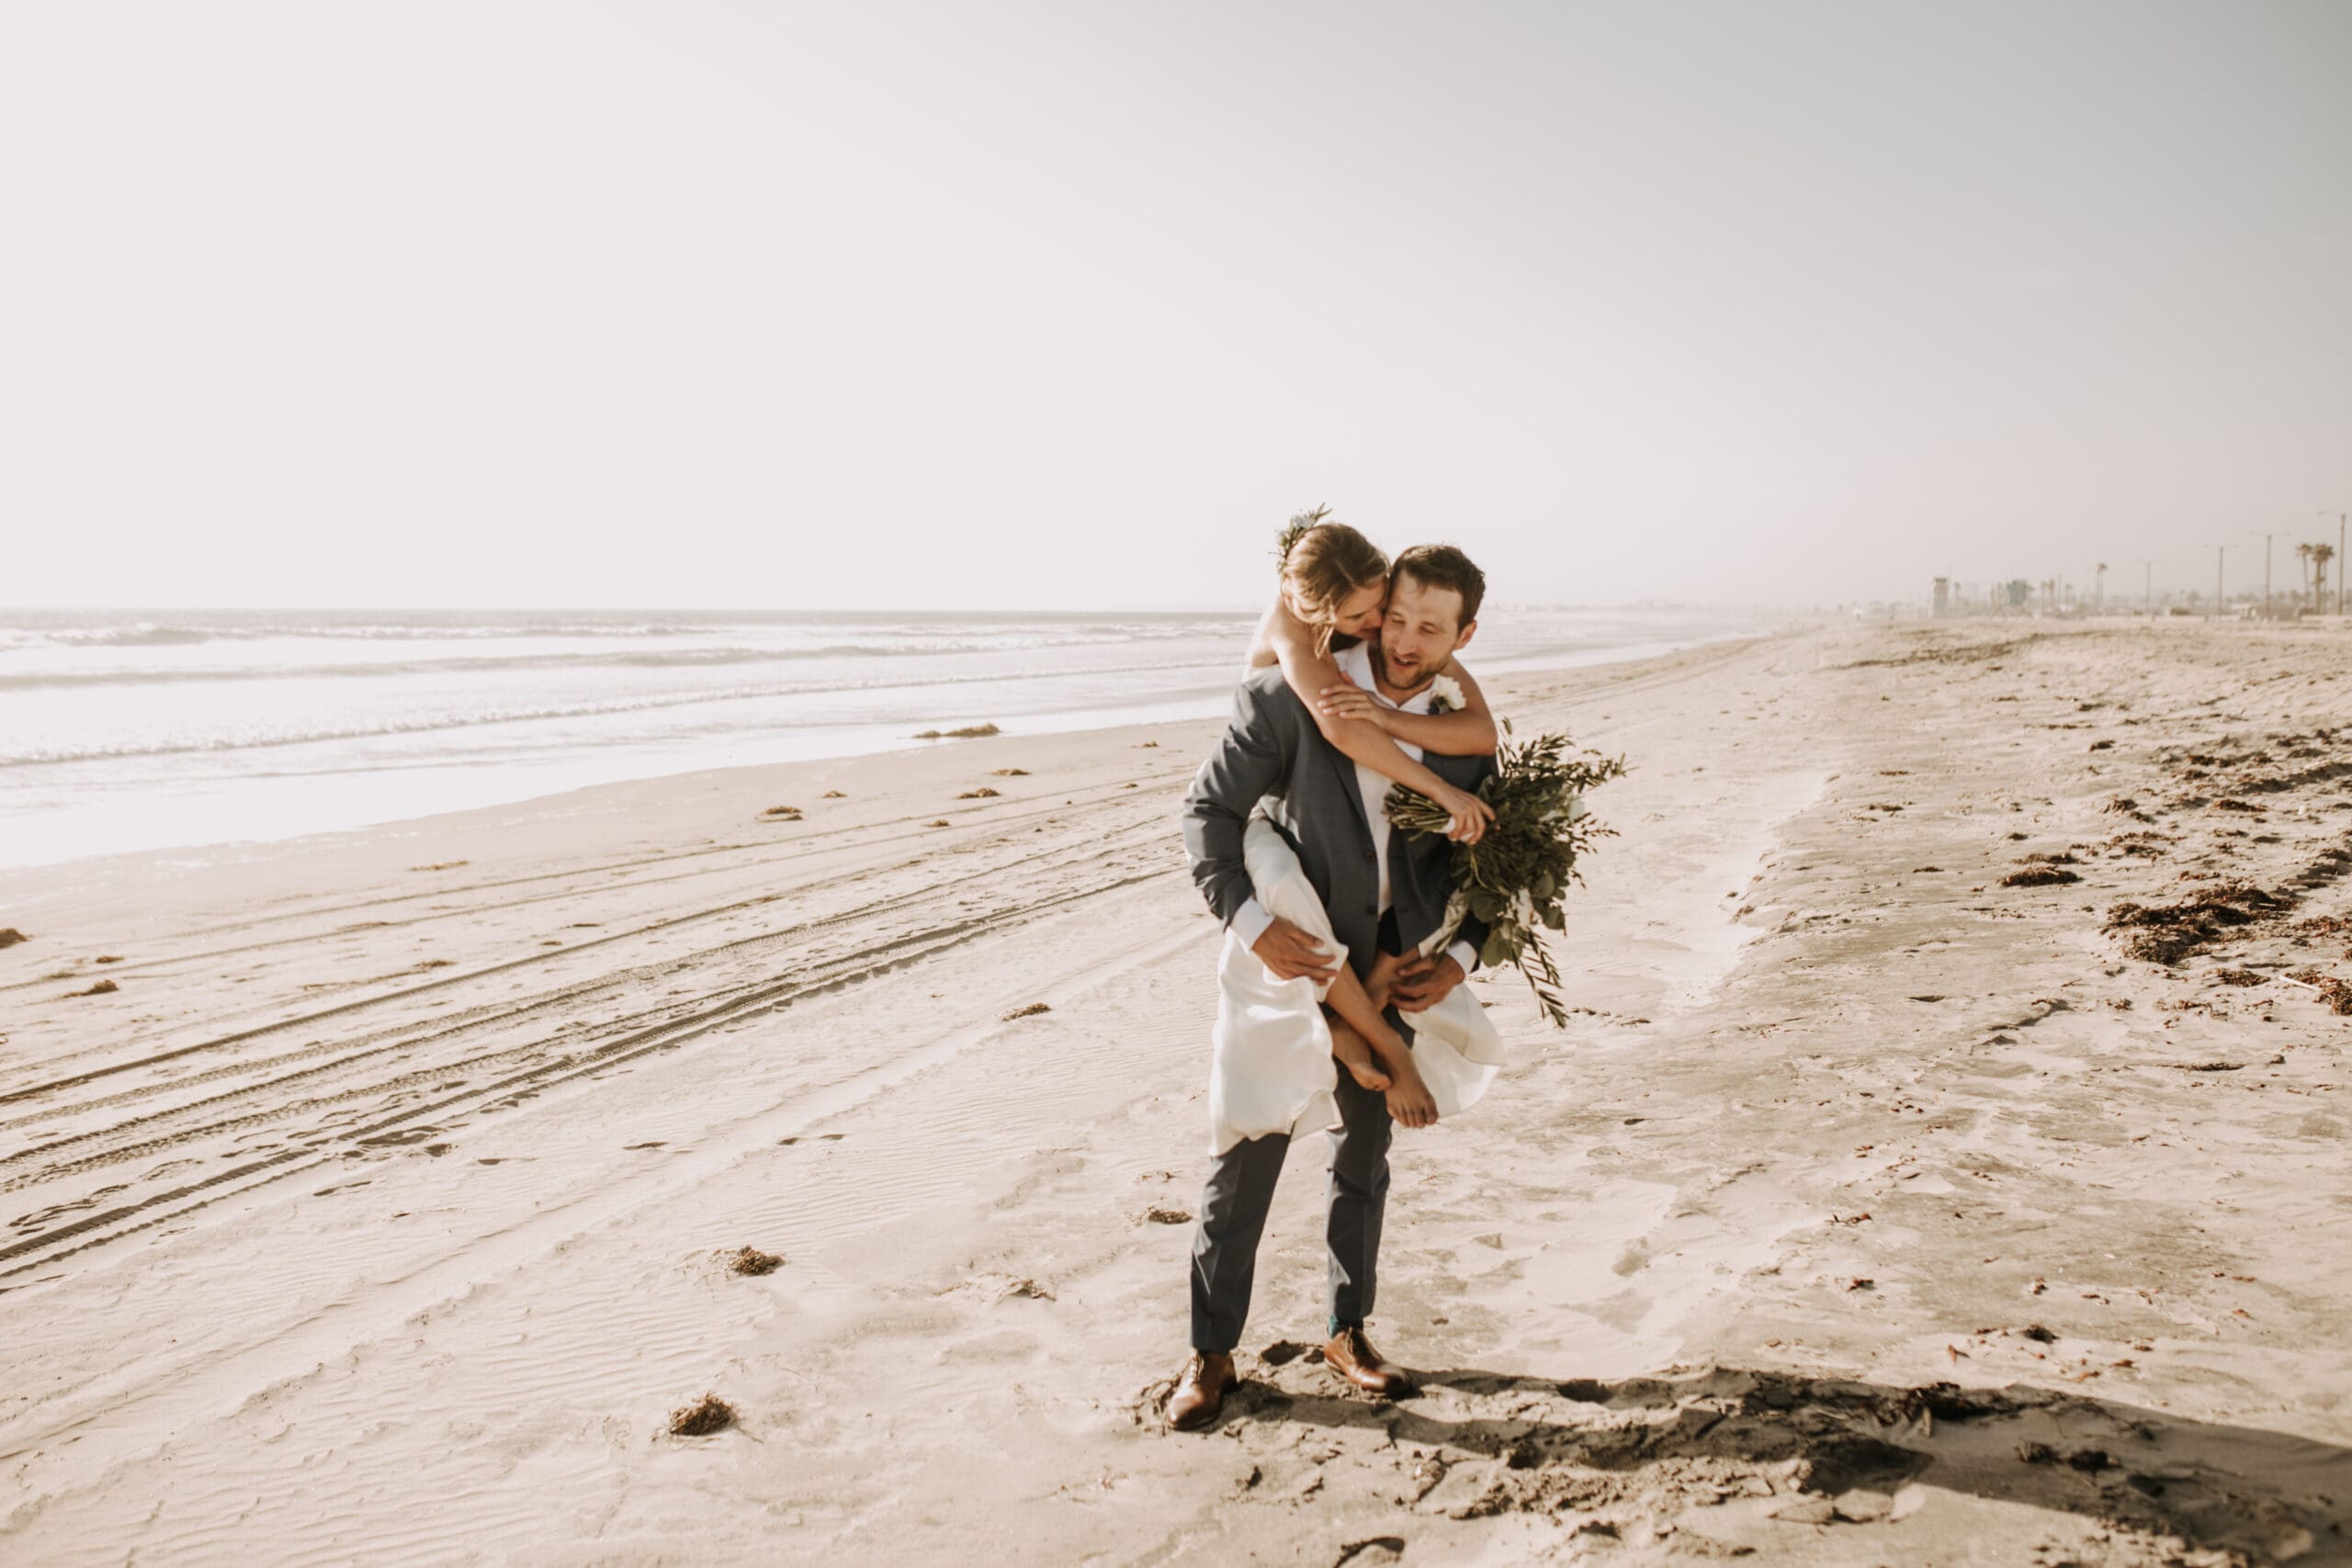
top-left (1168, 543), bottom-right (1494, 1430)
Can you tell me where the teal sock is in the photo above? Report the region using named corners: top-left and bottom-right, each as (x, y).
top-left (1329, 1316), bottom-right (1363, 1338)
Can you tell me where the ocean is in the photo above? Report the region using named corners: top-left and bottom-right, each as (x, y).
top-left (0, 606), bottom-right (1768, 868)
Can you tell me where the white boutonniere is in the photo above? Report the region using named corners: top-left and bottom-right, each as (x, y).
top-left (1426, 674), bottom-right (1464, 715)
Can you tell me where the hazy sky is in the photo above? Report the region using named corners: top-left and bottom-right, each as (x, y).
top-left (4, 2), bottom-right (2346, 610)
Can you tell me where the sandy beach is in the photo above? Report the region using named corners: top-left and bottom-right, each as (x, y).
top-left (3, 618), bottom-right (2348, 1566)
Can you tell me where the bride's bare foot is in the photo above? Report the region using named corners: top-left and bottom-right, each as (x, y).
top-left (1384, 1062), bottom-right (1439, 1130)
top-left (1365, 951), bottom-right (1406, 1013)
top-left (1329, 1020), bottom-right (1392, 1091)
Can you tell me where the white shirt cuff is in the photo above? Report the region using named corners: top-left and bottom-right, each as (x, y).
top-left (1229, 898), bottom-right (1274, 953)
top-left (1447, 939), bottom-right (1479, 975)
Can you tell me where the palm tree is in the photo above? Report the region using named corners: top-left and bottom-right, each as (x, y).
top-left (2313, 542), bottom-right (2337, 614)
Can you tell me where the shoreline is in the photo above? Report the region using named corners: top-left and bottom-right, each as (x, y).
top-left (0, 624), bottom-right (1772, 879)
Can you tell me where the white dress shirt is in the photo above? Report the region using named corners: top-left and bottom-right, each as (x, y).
top-left (1230, 643), bottom-right (1479, 977)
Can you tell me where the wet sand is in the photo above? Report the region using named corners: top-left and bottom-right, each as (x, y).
top-left (2, 620), bottom-right (2347, 1565)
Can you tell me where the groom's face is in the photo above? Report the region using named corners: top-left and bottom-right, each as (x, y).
top-left (1374, 571), bottom-right (1476, 694)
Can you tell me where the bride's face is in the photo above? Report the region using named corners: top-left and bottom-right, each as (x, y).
top-left (1331, 581), bottom-right (1386, 642)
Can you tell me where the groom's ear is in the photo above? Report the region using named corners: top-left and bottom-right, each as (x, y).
top-left (1453, 618), bottom-right (1477, 653)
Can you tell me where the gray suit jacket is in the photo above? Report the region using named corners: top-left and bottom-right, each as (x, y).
top-left (1182, 666), bottom-right (1494, 982)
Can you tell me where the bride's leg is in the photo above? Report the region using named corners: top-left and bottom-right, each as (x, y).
top-left (1324, 1009), bottom-right (1391, 1092)
top-left (1240, 814), bottom-right (1406, 1094)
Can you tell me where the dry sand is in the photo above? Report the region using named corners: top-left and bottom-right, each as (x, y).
top-left (2, 620), bottom-right (2348, 1566)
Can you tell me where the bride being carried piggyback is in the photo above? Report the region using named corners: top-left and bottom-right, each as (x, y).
top-left (1230, 510), bottom-right (1511, 1129)
top-left (1169, 509), bottom-right (1512, 1430)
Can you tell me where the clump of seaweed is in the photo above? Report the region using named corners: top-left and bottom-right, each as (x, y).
top-left (668, 1393), bottom-right (737, 1437)
top-left (2106, 883), bottom-right (2295, 965)
top-left (2100, 832), bottom-right (2170, 859)
top-left (2286, 970), bottom-right (2352, 1016)
top-left (725, 1247), bottom-right (783, 1277)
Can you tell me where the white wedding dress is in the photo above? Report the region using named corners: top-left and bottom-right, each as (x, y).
top-left (1208, 815), bottom-right (1509, 1156)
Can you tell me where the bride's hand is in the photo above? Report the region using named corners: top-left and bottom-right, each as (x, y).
top-left (1436, 784), bottom-right (1495, 844)
top-left (1316, 682), bottom-right (1385, 728)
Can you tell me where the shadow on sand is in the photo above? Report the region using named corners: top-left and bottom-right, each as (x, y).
top-left (1197, 1359), bottom-right (2347, 1563)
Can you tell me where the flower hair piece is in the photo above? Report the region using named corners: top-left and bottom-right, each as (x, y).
top-left (1273, 504), bottom-right (1331, 571)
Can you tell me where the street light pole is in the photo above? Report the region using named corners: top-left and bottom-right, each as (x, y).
top-left (2214, 546), bottom-right (2226, 621)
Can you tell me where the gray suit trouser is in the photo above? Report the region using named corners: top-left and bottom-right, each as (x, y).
top-left (1188, 1065), bottom-right (1394, 1354)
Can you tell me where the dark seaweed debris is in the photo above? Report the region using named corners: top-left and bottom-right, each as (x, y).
top-left (2105, 884), bottom-right (2295, 965)
top-left (668, 1393), bottom-right (736, 1436)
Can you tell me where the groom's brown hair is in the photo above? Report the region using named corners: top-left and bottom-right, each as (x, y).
top-left (1391, 544), bottom-right (1486, 627)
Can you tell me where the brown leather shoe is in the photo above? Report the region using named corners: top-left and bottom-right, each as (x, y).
top-left (1167, 1350), bottom-right (1237, 1430)
top-left (1323, 1327), bottom-right (1416, 1397)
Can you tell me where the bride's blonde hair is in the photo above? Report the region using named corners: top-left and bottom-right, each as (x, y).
top-left (1278, 508), bottom-right (1389, 657)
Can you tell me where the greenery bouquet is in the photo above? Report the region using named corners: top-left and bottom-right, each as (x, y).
top-left (1385, 727), bottom-right (1629, 1027)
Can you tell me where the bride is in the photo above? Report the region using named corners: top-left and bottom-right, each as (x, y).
top-left (1215, 513), bottom-right (1508, 1140)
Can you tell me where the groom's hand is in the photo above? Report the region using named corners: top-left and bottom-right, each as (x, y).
top-left (1252, 917), bottom-right (1340, 983)
top-left (1390, 953), bottom-right (1465, 1011)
